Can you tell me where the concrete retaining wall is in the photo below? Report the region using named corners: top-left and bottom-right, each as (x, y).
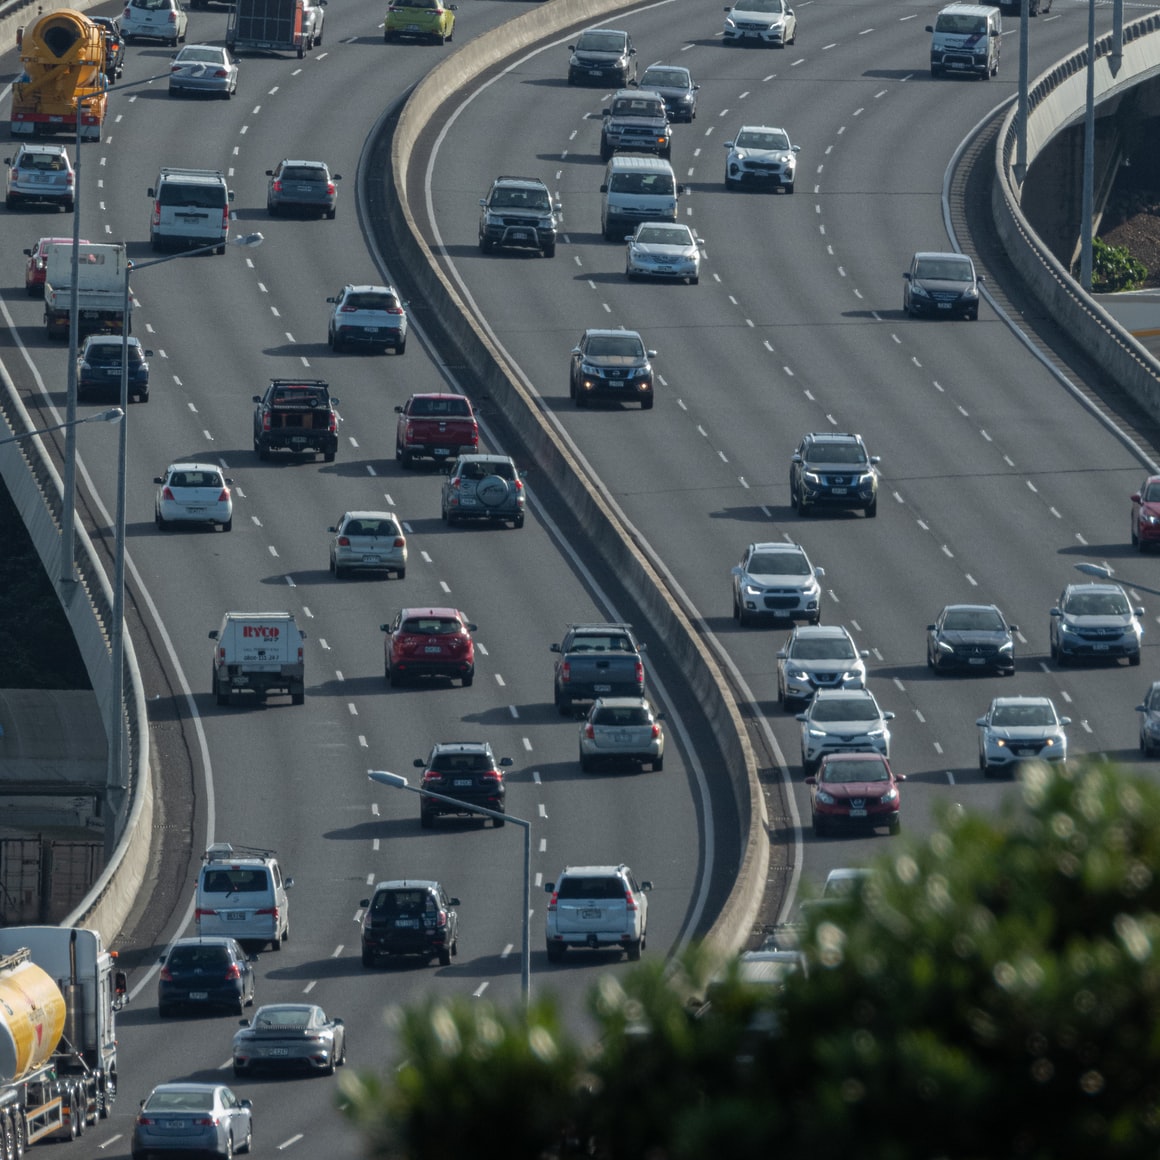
top-left (382, 0), bottom-right (767, 964)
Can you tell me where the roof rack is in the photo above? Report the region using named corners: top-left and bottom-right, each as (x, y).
top-left (203, 842), bottom-right (277, 862)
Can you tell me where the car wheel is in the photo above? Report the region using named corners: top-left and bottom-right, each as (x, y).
top-left (812, 817), bottom-right (827, 838)
top-left (232, 1065), bottom-right (243, 1079)
top-left (797, 493), bottom-right (810, 516)
top-left (575, 390), bottom-right (588, 408)
top-left (1132, 525), bottom-right (1140, 548)
top-left (292, 688), bottom-right (305, 705)
top-left (579, 752), bottom-right (592, 773)
top-left (493, 813), bottom-right (505, 828)
top-left (361, 948), bottom-right (374, 967)
top-left (462, 669), bottom-right (474, 687)
top-left (237, 1123), bottom-right (252, 1155)
top-left (330, 331), bottom-right (343, 352)
top-left (324, 450), bottom-right (336, 463)
top-left (155, 511), bottom-right (166, 530)
top-left (556, 692), bottom-right (572, 717)
top-left (221, 518), bottom-right (232, 532)
top-left (626, 939), bottom-right (642, 962)
top-left (396, 336), bottom-right (407, 355)
top-left (784, 182), bottom-right (794, 194)
top-left (809, 612), bottom-right (822, 625)
top-left (690, 274), bottom-right (699, 285)
top-left (1057, 648), bottom-right (1070, 668)
top-left (437, 946), bottom-right (451, 966)
top-left (546, 942), bottom-right (565, 962)
top-left (420, 810), bottom-right (434, 829)
top-left (865, 497), bottom-right (877, 518)
top-left (641, 395), bottom-right (654, 410)
top-left (889, 818), bottom-right (901, 836)
top-left (1131, 651), bottom-right (1142, 667)
top-left (543, 243), bottom-right (556, 258)
top-left (219, 1132), bottom-right (233, 1160)
top-left (326, 207), bottom-right (336, 220)
top-left (600, 141), bottom-right (612, 162)
top-left (652, 755), bottom-right (663, 771)
top-left (1142, 732), bottom-right (1152, 756)
top-left (64, 201), bottom-right (75, 214)
top-left (396, 566), bottom-right (406, 580)
top-left (479, 235), bottom-right (492, 253)
top-left (513, 513), bottom-right (525, 529)
top-left (927, 647), bottom-right (936, 670)
top-left (1049, 636), bottom-right (1059, 660)
top-left (158, 1004), bottom-right (173, 1018)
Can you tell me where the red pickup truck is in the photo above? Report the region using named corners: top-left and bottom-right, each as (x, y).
top-left (394, 393), bottom-right (478, 469)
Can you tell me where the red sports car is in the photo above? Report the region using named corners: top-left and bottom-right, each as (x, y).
top-left (24, 235), bottom-right (90, 297)
top-left (381, 607), bottom-right (476, 687)
top-left (806, 751), bottom-right (905, 837)
top-left (1130, 476), bottom-right (1160, 551)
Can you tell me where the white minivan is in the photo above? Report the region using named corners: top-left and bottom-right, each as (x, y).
top-left (195, 843), bottom-right (292, 950)
top-left (927, 4), bottom-right (1001, 79)
top-left (148, 167), bottom-right (233, 253)
top-left (599, 154), bottom-right (687, 242)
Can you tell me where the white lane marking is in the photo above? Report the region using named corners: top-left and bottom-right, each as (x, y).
top-left (510, 705), bottom-right (519, 718)
top-left (495, 673), bottom-right (506, 687)
top-left (98, 1135), bottom-right (124, 1149)
top-left (522, 737), bottom-right (533, 751)
top-left (303, 980), bottom-right (316, 993)
top-left (473, 983), bottom-right (489, 998)
top-left (348, 703), bottom-right (357, 716)
top-left (538, 803), bottom-right (548, 818)
top-left (439, 580), bottom-right (451, 593)
top-left (277, 1136), bottom-right (304, 1151)
top-left (268, 545), bottom-right (279, 557)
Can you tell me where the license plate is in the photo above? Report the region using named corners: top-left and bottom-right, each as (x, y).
top-left (938, 302), bottom-right (952, 309)
top-left (365, 327), bottom-right (381, 334)
top-left (424, 646), bottom-right (443, 654)
top-left (830, 487), bottom-right (847, 495)
top-left (1093, 643), bottom-right (1109, 651)
top-left (848, 808), bottom-right (867, 817)
top-left (594, 684), bottom-right (611, 693)
top-left (226, 911), bottom-right (246, 920)
top-left (395, 918), bottom-right (419, 928)
top-left (362, 555), bottom-right (382, 564)
top-left (265, 1048), bottom-right (289, 1056)
top-left (188, 991), bottom-right (208, 1000)
top-left (1016, 748), bottom-right (1037, 756)
top-left (968, 657), bottom-right (986, 665)
top-left (612, 732), bottom-right (632, 743)
top-left (580, 908), bottom-right (601, 919)
top-left (510, 230), bottom-right (529, 241)
top-left (166, 1121), bottom-right (187, 1129)
top-left (589, 68), bottom-right (601, 75)
top-left (657, 265), bottom-right (672, 271)
top-left (407, 22), bottom-right (420, 30)
top-left (453, 778), bottom-right (472, 787)
top-left (185, 506), bottom-right (207, 514)
top-left (291, 435), bottom-right (307, 443)
top-left (434, 448), bottom-right (450, 456)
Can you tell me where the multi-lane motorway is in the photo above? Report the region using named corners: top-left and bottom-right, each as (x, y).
top-left (2, 0), bottom-right (1158, 1155)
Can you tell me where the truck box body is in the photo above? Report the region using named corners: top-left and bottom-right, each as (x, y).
top-left (0, 926), bottom-right (126, 1145)
top-left (227, 0), bottom-right (307, 55)
top-left (43, 242), bottom-right (127, 340)
top-left (210, 611), bottom-right (306, 705)
top-left (11, 10), bottom-right (107, 140)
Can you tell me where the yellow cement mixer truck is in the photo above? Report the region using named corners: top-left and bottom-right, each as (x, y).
top-left (0, 927), bottom-right (126, 1153)
top-left (11, 10), bottom-right (108, 141)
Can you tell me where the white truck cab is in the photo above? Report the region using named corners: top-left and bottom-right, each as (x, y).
top-left (209, 610), bottom-right (306, 706)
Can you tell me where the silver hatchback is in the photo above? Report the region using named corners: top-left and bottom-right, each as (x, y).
top-left (328, 510), bottom-right (407, 579)
top-left (266, 159), bottom-right (340, 218)
top-left (579, 696), bottom-right (665, 771)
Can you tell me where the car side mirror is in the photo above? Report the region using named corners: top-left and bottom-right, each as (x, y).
top-left (550, 643), bottom-right (562, 653)
top-left (870, 455), bottom-right (880, 464)
top-left (926, 624), bottom-right (937, 632)
top-left (975, 717), bottom-right (987, 727)
top-left (883, 711), bottom-right (896, 721)
top-left (977, 274), bottom-right (986, 282)
top-left (814, 566), bottom-right (825, 578)
top-left (1136, 704), bottom-right (1148, 713)
top-left (333, 174), bottom-right (342, 181)
top-left (327, 526), bottom-right (336, 533)
top-left (1008, 624), bottom-right (1019, 633)
top-left (154, 476), bottom-right (165, 485)
top-left (647, 349), bottom-right (658, 357)
top-left (359, 898), bottom-right (370, 908)
top-left (638, 642), bottom-right (647, 651)
top-left (22, 248), bottom-right (31, 257)
top-left (1059, 717), bottom-right (1072, 726)
top-left (678, 184), bottom-right (689, 195)
top-left (227, 191), bottom-right (235, 202)
top-left (795, 713), bottom-right (807, 722)
top-left (776, 649), bottom-right (787, 659)
top-left (602, 108), bottom-right (611, 116)
top-left (466, 623), bottom-right (478, 631)
top-left (157, 954), bottom-right (166, 964)
top-left (265, 169), bottom-right (274, 176)
top-left (239, 1018), bottom-right (250, 1026)
top-left (413, 758), bottom-right (425, 767)
top-left (859, 649), bottom-right (870, 658)
top-left (1136, 607), bottom-right (1146, 616)
top-left (240, 1099), bottom-right (253, 1110)
top-left (544, 882), bottom-right (554, 893)
top-left (924, 24), bottom-right (934, 32)
top-left (1131, 492), bottom-right (1142, 502)
top-left (448, 897), bottom-right (461, 906)
top-left (805, 776), bottom-right (816, 786)
top-left (902, 272), bottom-right (912, 281)
top-left (479, 199), bottom-right (487, 207)
top-left (599, 184), bottom-right (608, 193)
top-left (499, 757), bottom-right (514, 767)
top-left (208, 630), bottom-right (220, 640)
top-left (640, 880), bottom-right (652, 891)
top-left (147, 187), bottom-right (156, 198)
top-left (894, 773), bottom-right (907, 782)
top-left (248, 954), bottom-right (260, 963)
top-left (326, 296), bottom-right (337, 304)
top-left (252, 395), bottom-right (261, 403)
top-left (284, 877), bottom-right (294, 888)
top-left (1049, 608), bottom-right (1061, 617)
top-left (144, 349), bottom-right (154, 357)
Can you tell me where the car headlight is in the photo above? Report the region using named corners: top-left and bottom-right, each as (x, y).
top-left (815, 790), bottom-right (835, 804)
top-left (910, 284), bottom-right (931, 298)
top-left (1058, 621), bottom-right (1078, 635)
top-left (936, 640), bottom-right (955, 654)
top-left (881, 787), bottom-right (899, 804)
top-left (994, 737), bottom-right (1008, 748)
top-left (962, 285), bottom-right (979, 298)
top-left (1142, 513), bottom-right (1160, 526)
top-left (867, 727), bottom-right (886, 738)
top-left (840, 670), bottom-right (863, 684)
top-left (80, 361), bottom-right (91, 371)
top-left (743, 584), bottom-right (764, 597)
top-left (724, 17), bottom-right (737, 29)
top-left (804, 580), bottom-right (820, 599)
top-left (1043, 737), bottom-right (1056, 748)
top-left (808, 727), bottom-right (828, 739)
top-left (857, 472), bottom-right (875, 485)
top-left (999, 640), bottom-right (1014, 653)
top-left (803, 470), bottom-right (821, 484)
top-left (786, 667), bottom-right (809, 682)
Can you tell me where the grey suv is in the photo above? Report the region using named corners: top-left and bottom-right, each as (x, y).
top-left (600, 89), bottom-right (671, 160)
top-left (569, 328), bottom-right (657, 410)
top-left (441, 454), bottom-right (526, 528)
top-left (1050, 582), bottom-right (1143, 666)
top-left (478, 176), bottom-right (561, 258)
top-left (567, 27), bottom-right (636, 87)
top-left (790, 432), bottom-right (879, 517)
top-left (5, 145), bottom-right (75, 212)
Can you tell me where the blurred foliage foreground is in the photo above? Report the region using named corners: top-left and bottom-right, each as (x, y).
top-left (339, 762), bottom-right (1160, 1159)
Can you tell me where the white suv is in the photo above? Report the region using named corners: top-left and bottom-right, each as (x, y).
top-left (777, 624), bottom-right (869, 709)
top-left (797, 688), bottom-right (894, 774)
top-left (121, 0), bottom-right (189, 45)
top-left (545, 864), bottom-right (652, 962)
top-left (326, 284), bottom-right (408, 354)
top-left (731, 541), bottom-right (824, 626)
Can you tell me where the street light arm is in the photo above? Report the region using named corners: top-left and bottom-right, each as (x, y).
top-left (0, 408), bottom-right (123, 449)
top-left (367, 770), bottom-right (524, 829)
top-left (129, 231), bottom-right (264, 275)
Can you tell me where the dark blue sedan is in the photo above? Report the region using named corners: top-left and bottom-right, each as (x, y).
top-left (78, 335), bottom-right (152, 403)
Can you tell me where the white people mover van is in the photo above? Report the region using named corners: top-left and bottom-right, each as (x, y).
top-left (927, 4), bottom-right (1001, 79)
top-left (196, 843), bottom-right (293, 950)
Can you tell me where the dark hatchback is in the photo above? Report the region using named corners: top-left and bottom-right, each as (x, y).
top-left (415, 741), bottom-right (512, 828)
top-left (926, 603), bottom-right (1017, 675)
top-left (158, 937), bottom-right (256, 1016)
top-left (360, 880), bottom-right (459, 967)
top-left (902, 251), bottom-right (983, 320)
top-left (78, 335), bottom-right (152, 402)
top-left (634, 64), bottom-right (699, 122)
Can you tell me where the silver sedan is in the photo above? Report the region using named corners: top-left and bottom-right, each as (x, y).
top-left (328, 510), bottom-right (407, 579)
top-left (625, 221), bottom-right (702, 284)
top-left (232, 1004), bottom-right (346, 1077)
top-left (169, 45), bottom-right (239, 98)
top-left (131, 1084), bottom-right (252, 1160)
top-left (578, 696), bottom-right (665, 771)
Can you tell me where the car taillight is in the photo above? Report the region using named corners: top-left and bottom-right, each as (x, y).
top-left (137, 1116), bottom-right (156, 1126)
top-left (152, 200), bottom-right (161, 227)
top-left (217, 648), bottom-right (226, 661)
top-left (213, 68), bottom-right (228, 78)
top-left (393, 537), bottom-right (405, 548)
top-left (297, 646), bottom-right (303, 662)
top-left (326, 182), bottom-right (336, 195)
top-left (482, 769), bottom-right (503, 783)
top-left (262, 414), bottom-right (271, 431)
top-left (272, 180), bottom-right (283, 192)
top-left (161, 486), bottom-right (174, 501)
top-left (386, 304), bottom-right (404, 315)
top-left (158, 966), bottom-right (172, 982)
top-left (650, 724), bottom-right (661, 739)
top-left (340, 303), bottom-right (359, 312)
top-left (328, 413), bottom-right (338, 433)
top-left (435, 911), bottom-right (447, 928)
top-left (217, 488), bottom-right (229, 502)
top-left (221, 207), bottom-right (229, 231)
top-left (256, 907), bottom-right (277, 917)
top-left (422, 770), bottom-right (443, 785)
top-left (405, 422), bottom-right (415, 439)
top-left (468, 425), bottom-right (479, 446)
top-left (224, 963), bottom-right (241, 980)
top-left (624, 890), bottom-right (637, 912)
top-left (195, 907), bottom-right (215, 918)
top-left (167, 10), bottom-right (177, 21)
top-left (547, 891), bottom-right (558, 912)
top-left (66, 173), bottom-right (75, 187)
top-left (634, 661), bottom-right (644, 685)
top-left (560, 661), bottom-right (570, 685)
top-left (584, 724), bottom-right (595, 739)
top-left (337, 536), bottom-right (350, 547)
top-left (514, 479), bottom-right (523, 492)
top-left (192, 1118), bottom-right (218, 1127)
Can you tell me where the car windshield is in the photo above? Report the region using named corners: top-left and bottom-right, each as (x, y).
top-left (641, 68), bottom-right (688, 87)
top-left (346, 293), bottom-right (398, 311)
top-left (430, 752), bottom-right (492, 773)
top-left (1064, 592), bottom-right (1130, 616)
top-left (612, 98), bottom-right (663, 117)
top-left (736, 130), bottom-right (789, 151)
top-left (570, 635), bottom-right (633, 652)
top-left (608, 173), bottom-right (675, 195)
top-left (942, 608), bottom-right (1005, 632)
top-left (636, 226), bottom-right (690, 245)
top-left (577, 31), bottom-right (626, 52)
top-left (20, 153), bottom-right (67, 172)
top-left (168, 945), bottom-right (230, 968)
top-left (593, 706), bottom-right (649, 726)
top-left (557, 877), bottom-right (626, 900)
top-left (821, 760), bottom-right (889, 784)
top-left (202, 868), bottom-right (267, 892)
top-left (459, 460), bottom-right (514, 481)
top-left (915, 257), bottom-right (973, 281)
top-left (936, 13), bottom-right (987, 33)
top-left (805, 443), bottom-right (867, 465)
top-left (253, 1008), bottom-right (313, 1028)
top-left (736, 0), bottom-right (784, 10)
top-left (491, 187), bottom-right (550, 210)
top-left (409, 396), bottom-right (470, 417)
top-left (991, 704), bottom-right (1056, 727)
top-left (178, 48), bottom-right (222, 62)
top-left (584, 335), bottom-right (645, 358)
top-left (281, 166), bottom-right (325, 182)
top-left (169, 470), bottom-right (222, 489)
top-left (158, 184), bottom-right (225, 208)
top-left (144, 1091), bottom-right (214, 1113)
top-left (810, 697), bottom-right (878, 723)
top-left (1144, 482), bottom-right (1160, 502)
top-left (401, 618), bottom-right (463, 635)
top-left (371, 890), bottom-right (430, 915)
top-left (87, 344), bottom-right (142, 364)
top-left (749, 552), bottom-right (810, 576)
top-left (341, 517), bottom-right (396, 536)
top-left (791, 637), bottom-right (855, 660)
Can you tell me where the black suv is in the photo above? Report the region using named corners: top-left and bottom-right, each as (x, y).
top-left (360, 880), bottom-right (460, 967)
top-left (478, 176), bottom-right (562, 258)
top-left (414, 742), bottom-right (512, 827)
top-left (569, 328), bottom-right (657, 410)
top-left (789, 432), bottom-right (880, 518)
top-left (157, 937), bottom-right (256, 1016)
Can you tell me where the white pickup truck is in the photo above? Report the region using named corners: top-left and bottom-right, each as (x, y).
top-left (43, 241), bottom-right (129, 340)
top-left (209, 611), bottom-right (306, 706)
top-left (544, 864), bottom-right (652, 962)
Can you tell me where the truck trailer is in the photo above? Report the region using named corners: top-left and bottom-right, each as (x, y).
top-left (0, 927), bottom-right (127, 1153)
top-left (11, 10), bottom-right (108, 141)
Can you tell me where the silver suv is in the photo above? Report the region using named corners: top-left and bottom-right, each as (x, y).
top-left (478, 176), bottom-right (562, 258)
top-left (5, 145), bottom-right (75, 212)
top-left (440, 454), bottom-right (525, 529)
top-left (1050, 581), bottom-right (1143, 666)
top-left (731, 541), bottom-right (824, 626)
top-left (600, 89), bottom-right (671, 161)
top-left (777, 624), bottom-right (868, 709)
top-left (545, 864), bottom-right (652, 962)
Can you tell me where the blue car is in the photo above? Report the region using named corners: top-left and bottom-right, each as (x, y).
top-left (78, 335), bottom-right (152, 402)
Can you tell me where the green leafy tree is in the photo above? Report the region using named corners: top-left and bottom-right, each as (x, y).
top-left (341, 762), bottom-right (1160, 1158)
top-left (1087, 237), bottom-right (1148, 292)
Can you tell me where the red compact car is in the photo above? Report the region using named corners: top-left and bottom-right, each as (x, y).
top-left (24, 236), bottom-right (90, 297)
top-left (806, 751), bottom-right (904, 837)
top-left (1130, 476), bottom-right (1160, 551)
top-left (381, 607), bottom-right (476, 687)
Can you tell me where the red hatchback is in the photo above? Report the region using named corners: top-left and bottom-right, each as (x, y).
top-left (806, 751), bottom-right (904, 837)
top-left (23, 235), bottom-right (90, 297)
top-left (382, 607), bottom-right (476, 687)
top-left (1130, 476), bottom-right (1160, 551)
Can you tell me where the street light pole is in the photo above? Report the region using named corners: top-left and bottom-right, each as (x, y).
top-left (367, 770), bottom-right (531, 1006)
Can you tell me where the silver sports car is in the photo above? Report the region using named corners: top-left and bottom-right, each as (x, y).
top-left (232, 1004), bottom-right (346, 1076)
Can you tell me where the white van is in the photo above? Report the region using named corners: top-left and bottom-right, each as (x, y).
top-left (599, 154), bottom-right (687, 242)
top-left (209, 610), bottom-right (306, 705)
top-left (195, 843), bottom-right (293, 950)
top-left (926, 4), bottom-right (1001, 79)
top-left (148, 167), bottom-right (234, 253)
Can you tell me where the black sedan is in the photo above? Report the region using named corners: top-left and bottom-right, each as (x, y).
top-left (634, 64), bottom-right (699, 122)
top-left (232, 1004), bottom-right (346, 1077)
top-left (926, 603), bottom-right (1017, 675)
top-left (902, 251), bottom-right (983, 320)
top-left (91, 16), bottom-right (125, 80)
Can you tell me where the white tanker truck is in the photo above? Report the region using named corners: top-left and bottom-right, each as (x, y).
top-left (0, 927), bottom-right (126, 1156)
